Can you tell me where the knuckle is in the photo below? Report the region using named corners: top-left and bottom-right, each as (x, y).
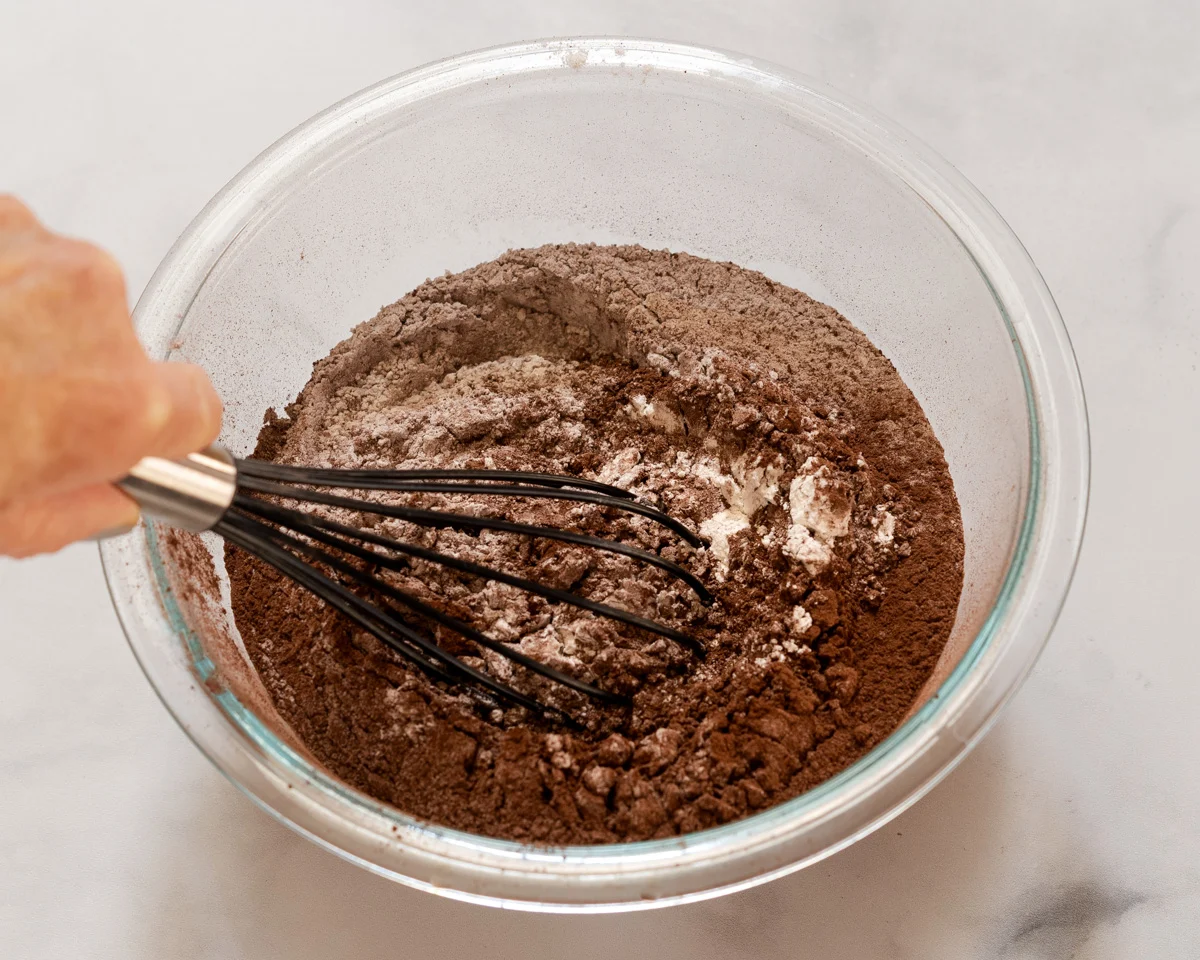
top-left (83, 373), bottom-right (166, 461)
top-left (0, 194), bottom-right (38, 230)
top-left (0, 237), bottom-right (126, 305)
top-left (131, 375), bottom-right (172, 444)
top-left (61, 241), bottom-right (126, 298)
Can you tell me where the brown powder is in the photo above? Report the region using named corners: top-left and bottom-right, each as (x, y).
top-left (225, 243), bottom-right (964, 844)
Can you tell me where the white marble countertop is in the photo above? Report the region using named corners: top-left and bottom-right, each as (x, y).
top-left (2, 1), bottom-right (1197, 956)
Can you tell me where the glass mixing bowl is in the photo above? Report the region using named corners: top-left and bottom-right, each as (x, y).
top-left (100, 38), bottom-right (1088, 911)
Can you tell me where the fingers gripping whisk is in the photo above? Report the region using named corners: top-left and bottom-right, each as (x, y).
top-left (119, 447), bottom-right (711, 716)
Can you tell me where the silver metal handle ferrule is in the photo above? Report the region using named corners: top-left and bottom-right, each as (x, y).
top-left (117, 445), bottom-right (237, 532)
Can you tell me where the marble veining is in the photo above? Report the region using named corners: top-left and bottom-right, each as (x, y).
top-left (995, 884), bottom-right (1150, 959)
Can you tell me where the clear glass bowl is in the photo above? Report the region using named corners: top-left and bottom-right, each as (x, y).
top-left (100, 38), bottom-right (1089, 911)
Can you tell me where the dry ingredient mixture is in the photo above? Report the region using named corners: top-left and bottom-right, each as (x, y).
top-left (226, 243), bottom-right (964, 844)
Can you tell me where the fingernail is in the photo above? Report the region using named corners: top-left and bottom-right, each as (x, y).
top-left (91, 518), bottom-right (139, 542)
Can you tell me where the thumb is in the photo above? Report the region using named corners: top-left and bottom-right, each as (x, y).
top-left (142, 362), bottom-right (224, 460)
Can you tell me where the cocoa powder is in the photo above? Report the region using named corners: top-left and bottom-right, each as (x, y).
top-left (226, 244), bottom-right (964, 844)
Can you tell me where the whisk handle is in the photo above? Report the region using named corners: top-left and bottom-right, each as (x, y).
top-left (116, 445), bottom-right (237, 532)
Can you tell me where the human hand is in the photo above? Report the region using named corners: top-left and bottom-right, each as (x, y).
top-left (0, 195), bottom-right (222, 557)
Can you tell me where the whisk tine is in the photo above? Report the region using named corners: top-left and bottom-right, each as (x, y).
top-left (235, 478), bottom-right (714, 603)
top-left (120, 445), bottom-right (711, 715)
top-left (219, 511), bottom-right (554, 714)
top-left (229, 506), bottom-right (627, 705)
top-left (219, 514), bottom-right (453, 682)
top-left (236, 459), bottom-right (638, 499)
top-left (234, 494), bottom-right (708, 657)
top-left (235, 469), bottom-right (704, 548)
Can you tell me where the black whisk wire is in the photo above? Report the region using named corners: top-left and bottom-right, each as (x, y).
top-left (218, 510), bottom-right (557, 714)
top-left (224, 459), bottom-right (710, 715)
top-left (234, 493), bottom-right (706, 656)
top-left (227, 502), bottom-right (627, 705)
top-left (235, 478), bottom-right (713, 603)
top-left (220, 515), bottom-right (452, 683)
top-left (237, 459), bottom-right (639, 499)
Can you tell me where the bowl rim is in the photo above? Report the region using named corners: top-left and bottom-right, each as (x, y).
top-left (100, 35), bottom-right (1090, 910)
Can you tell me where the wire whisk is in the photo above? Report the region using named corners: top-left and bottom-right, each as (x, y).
top-left (118, 447), bottom-right (710, 716)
